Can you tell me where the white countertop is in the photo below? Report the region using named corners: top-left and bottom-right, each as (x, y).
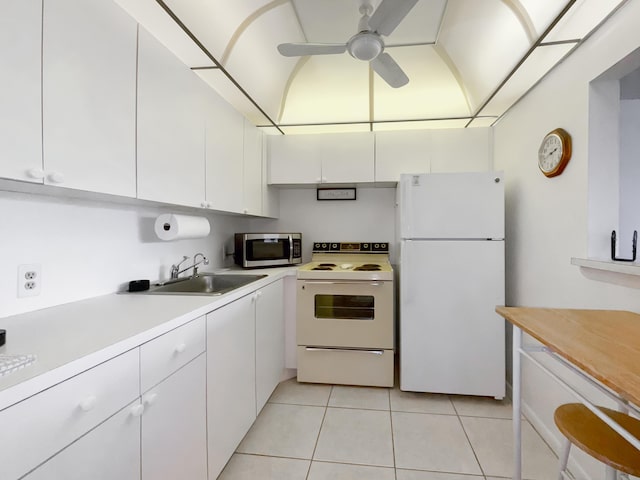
top-left (0, 267), bottom-right (296, 411)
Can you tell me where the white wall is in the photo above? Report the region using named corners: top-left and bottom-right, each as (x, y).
top-left (493, 0), bottom-right (640, 477)
top-left (251, 187), bottom-right (398, 263)
top-left (0, 189), bottom-right (249, 317)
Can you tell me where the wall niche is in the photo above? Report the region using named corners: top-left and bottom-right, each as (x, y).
top-left (588, 47), bottom-right (640, 264)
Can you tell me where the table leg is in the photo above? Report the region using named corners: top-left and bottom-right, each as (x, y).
top-left (513, 325), bottom-right (522, 480)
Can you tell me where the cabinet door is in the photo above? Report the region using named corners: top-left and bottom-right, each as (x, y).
top-left (430, 128), bottom-right (491, 172)
top-left (142, 354), bottom-right (207, 480)
top-left (243, 119), bottom-right (263, 215)
top-left (268, 134), bottom-right (322, 184)
top-left (206, 295), bottom-right (256, 479)
top-left (137, 27), bottom-right (205, 207)
top-left (204, 88), bottom-right (243, 213)
top-left (320, 132), bottom-right (374, 183)
top-left (0, 0), bottom-right (42, 183)
top-left (255, 280), bottom-right (285, 414)
top-left (42, 0), bottom-right (137, 196)
top-left (24, 401), bottom-right (141, 480)
top-left (375, 130), bottom-right (431, 182)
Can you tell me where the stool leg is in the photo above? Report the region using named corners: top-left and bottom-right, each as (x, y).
top-left (604, 465), bottom-right (616, 480)
top-left (558, 437), bottom-right (571, 480)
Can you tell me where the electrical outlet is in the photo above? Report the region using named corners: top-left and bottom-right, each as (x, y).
top-left (18, 264), bottom-right (41, 297)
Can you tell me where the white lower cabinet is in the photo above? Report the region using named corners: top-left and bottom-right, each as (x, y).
top-left (0, 349), bottom-right (139, 480)
top-left (141, 354), bottom-right (207, 480)
top-left (206, 293), bottom-right (257, 479)
top-left (207, 278), bottom-right (285, 478)
top-left (24, 400), bottom-right (142, 480)
top-left (255, 280), bottom-right (284, 414)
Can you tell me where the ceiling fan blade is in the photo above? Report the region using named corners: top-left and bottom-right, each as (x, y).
top-left (277, 43), bottom-right (347, 57)
top-left (368, 0), bottom-right (418, 37)
top-left (371, 52), bottom-right (409, 88)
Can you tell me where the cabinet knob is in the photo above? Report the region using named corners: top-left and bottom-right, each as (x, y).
top-left (26, 168), bottom-right (45, 180)
top-left (144, 393), bottom-right (159, 406)
top-left (79, 395), bottom-right (97, 412)
top-left (315, 177), bottom-right (321, 183)
top-left (256, 291), bottom-right (263, 299)
top-left (175, 343), bottom-right (187, 354)
top-left (201, 201), bottom-right (208, 208)
top-left (130, 403), bottom-right (145, 417)
top-left (48, 171), bottom-right (65, 184)
top-left (243, 208), bottom-right (248, 214)
top-left (321, 177), bottom-right (327, 183)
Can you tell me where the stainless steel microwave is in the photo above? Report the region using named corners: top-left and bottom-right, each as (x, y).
top-left (234, 233), bottom-right (302, 268)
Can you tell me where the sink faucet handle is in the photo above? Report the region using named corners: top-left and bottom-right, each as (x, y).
top-left (170, 255), bottom-right (189, 279)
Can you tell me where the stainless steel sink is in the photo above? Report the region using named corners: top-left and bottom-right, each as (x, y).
top-left (144, 273), bottom-right (267, 296)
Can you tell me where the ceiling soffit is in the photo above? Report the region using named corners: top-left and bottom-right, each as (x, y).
top-left (125, 0), bottom-right (632, 133)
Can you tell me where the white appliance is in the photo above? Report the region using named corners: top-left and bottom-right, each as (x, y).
top-left (398, 172), bottom-right (505, 398)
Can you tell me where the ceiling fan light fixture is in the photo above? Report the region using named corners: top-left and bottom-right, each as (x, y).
top-left (348, 32), bottom-right (383, 61)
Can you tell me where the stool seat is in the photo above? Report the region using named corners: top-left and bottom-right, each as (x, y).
top-left (554, 403), bottom-right (640, 477)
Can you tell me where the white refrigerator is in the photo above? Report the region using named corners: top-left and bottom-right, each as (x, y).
top-left (398, 172), bottom-right (505, 398)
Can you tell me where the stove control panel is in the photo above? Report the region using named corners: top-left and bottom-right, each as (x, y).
top-left (312, 242), bottom-right (389, 253)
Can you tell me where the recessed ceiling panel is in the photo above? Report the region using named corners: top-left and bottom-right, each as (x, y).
top-left (479, 43), bottom-right (576, 116)
top-left (224, 3), bottom-right (305, 121)
top-left (279, 55), bottom-right (369, 125)
top-left (372, 119), bottom-right (470, 131)
top-left (544, 0), bottom-right (627, 43)
top-left (112, 0), bottom-right (214, 66)
top-left (373, 45), bottom-right (470, 121)
top-left (512, 0), bottom-right (567, 38)
top-left (162, 0), bottom-right (273, 59)
top-left (281, 123), bottom-right (370, 134)
top-left (438, 0), bottom-right (531, 110)
top-left (196, 69), bottom-right (272, 125)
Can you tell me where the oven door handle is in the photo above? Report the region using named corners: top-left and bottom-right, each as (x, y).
top-left (305, 347), bottom-right (384, 356)
top-left (301, 281), bottom-right (385, 286)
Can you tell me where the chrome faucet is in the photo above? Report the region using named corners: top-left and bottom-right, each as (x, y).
top-left (170, 253), bottom-right (209, 279)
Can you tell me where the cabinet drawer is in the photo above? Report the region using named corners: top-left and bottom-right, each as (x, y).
top-left (0, 349), bottom-right (139, 480)
top-left (297, 346), bottom-right (394, 387)
top-left (141, 316), bottom-right (205, 392)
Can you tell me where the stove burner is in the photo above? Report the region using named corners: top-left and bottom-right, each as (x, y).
top-left (312, 266), bottom-right (334, 270)
top-left (354, 264), bottom-right (381, 271)
top-left (318, 263), bottom-right (336, 267)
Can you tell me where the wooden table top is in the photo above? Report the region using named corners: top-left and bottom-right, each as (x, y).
top-left (496, 307), bottom-right (640, 407)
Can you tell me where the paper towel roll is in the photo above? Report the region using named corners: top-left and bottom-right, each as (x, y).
top-left (154, 214), bottom-right (210, 241)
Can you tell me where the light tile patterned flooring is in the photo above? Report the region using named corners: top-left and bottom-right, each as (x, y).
top-left (218, 379), bottom-right (559, 480)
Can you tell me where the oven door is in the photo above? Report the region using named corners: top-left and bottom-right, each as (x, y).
top-left (296, 280), bottom-right (393, 349)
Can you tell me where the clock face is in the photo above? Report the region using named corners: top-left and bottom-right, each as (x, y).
top-left (538, 133), bottom-right (564, 173)
top-left (538, 129), bottom-right (571, 177)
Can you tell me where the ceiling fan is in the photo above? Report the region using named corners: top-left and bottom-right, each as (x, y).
top-left (277, 0), bottom-right (418, 88)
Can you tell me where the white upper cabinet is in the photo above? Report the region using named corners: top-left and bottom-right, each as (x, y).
top-left (243, 119), bottom-right (263, 215)
top-left (375, 130), bottom-right (431, 182)
top-left (320, 132), bottom-right (374, 183)
top-left (430, 128), bottom-right (491, 172)
top-left (137, 27), bottom-right (205, 207)
top-left (268, 134), bottom-right (322, 184)
top-left (0, 0), bottom-right (42, 183)
top-left (204, 88), bottom-right (244, 213)
top-left (268, 132), bottom-right (374, 185)
top-left (42, 0), bottom-right (137, 196)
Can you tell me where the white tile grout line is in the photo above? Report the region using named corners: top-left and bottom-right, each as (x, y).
top-left (456, 412), bottom-right (487, 479)
top-left (304, 385), bottom-right (332, 480)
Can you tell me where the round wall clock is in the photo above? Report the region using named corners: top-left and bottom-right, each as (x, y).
top-left (538, 128), bottom-right (572, 178)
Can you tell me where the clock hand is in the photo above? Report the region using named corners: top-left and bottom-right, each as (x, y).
top-left (546, 147), bottom-right (558, 158)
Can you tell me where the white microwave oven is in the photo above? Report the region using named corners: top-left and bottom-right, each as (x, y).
top-left (234, 233), bottom-right (302, 268)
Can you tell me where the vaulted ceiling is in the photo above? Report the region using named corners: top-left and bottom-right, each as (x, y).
top-left (114, 0), bottom-right (628, 134)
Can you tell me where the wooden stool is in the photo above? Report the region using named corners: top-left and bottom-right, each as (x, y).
top-left (554, 403), bottom-right (640, 480)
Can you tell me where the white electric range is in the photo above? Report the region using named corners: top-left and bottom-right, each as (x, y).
top-left (296, 242), bottom-right (394, 387)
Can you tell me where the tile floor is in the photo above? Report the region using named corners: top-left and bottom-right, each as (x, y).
top-left (218, 379), bottom-right (559, 480)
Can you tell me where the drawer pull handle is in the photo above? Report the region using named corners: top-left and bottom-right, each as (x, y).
top-left (79, 396), bottom-right (97, 412)
top-left (175, 343), bottom-right (187, 354)
top-left (305, 347), bottom-right (384, 355)
top-left (130, 404), bottom-right (145, 417)
top-left (145, 393), bottom-right (159, 406)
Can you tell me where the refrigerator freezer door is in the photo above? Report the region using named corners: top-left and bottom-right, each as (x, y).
top-left (399, 239), bottom-right (505, 397)
top-left (399, 172), bottom-right (504, 239)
